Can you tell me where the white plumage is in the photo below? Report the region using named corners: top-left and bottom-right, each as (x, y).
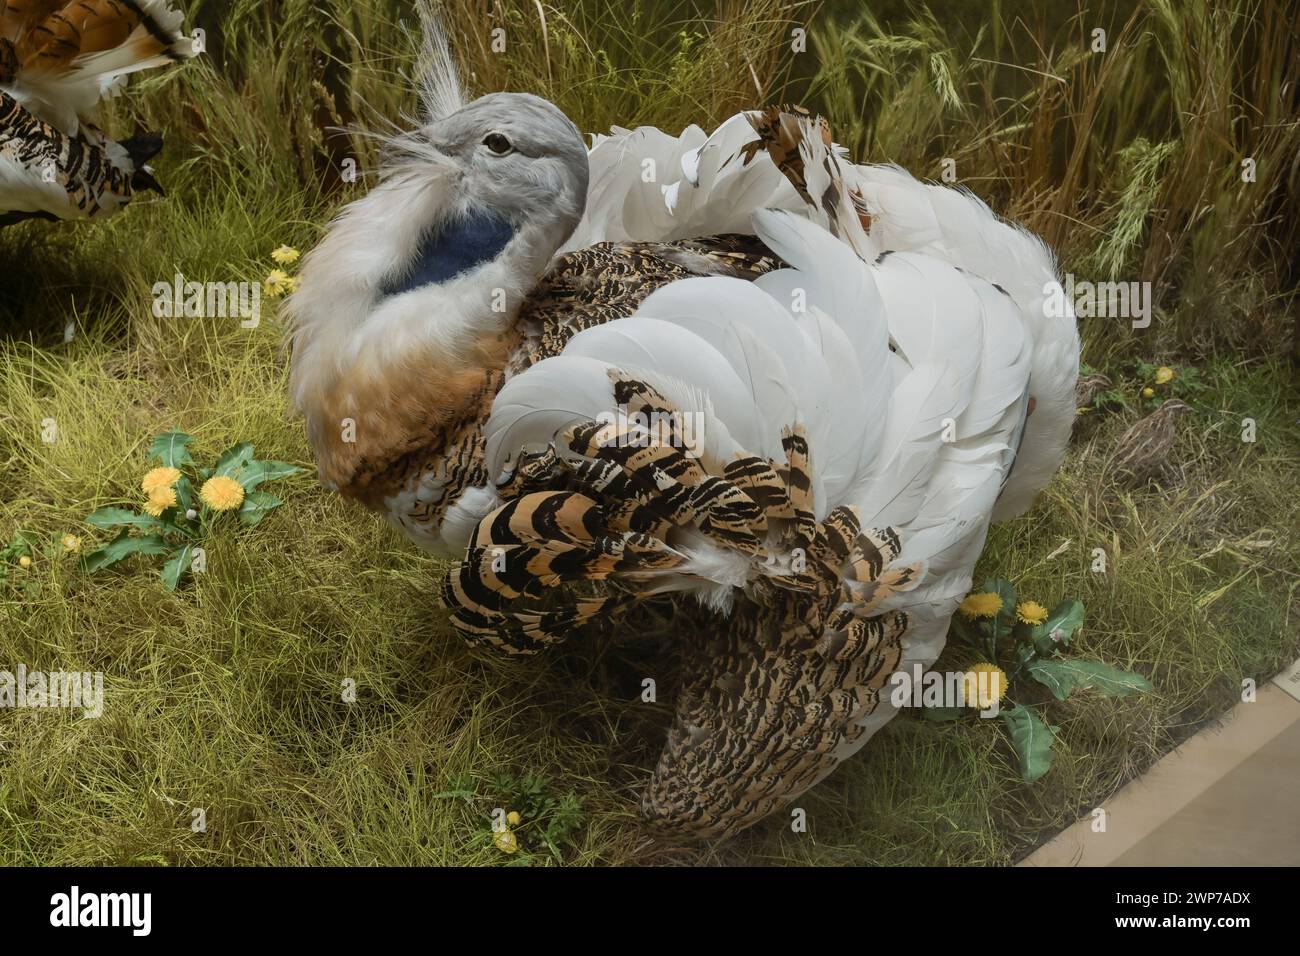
top-left (286, 23), bottom-right (1079, 832)
top-left (481, 110), bottom-right (1077, 783)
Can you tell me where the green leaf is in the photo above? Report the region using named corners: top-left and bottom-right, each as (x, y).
top-left (948, 613), bottom-right (979, 647)
top-left (174, 476), bottom-right (194, 513)
top-left (237, 459), bottom-right (301, 491)
top-left (81, 532), bottom-right (171, 573)
top-left (238, 491), bottom-right (282, 527)
top-left (2, 531), bottom-right (35, 559)
top-left (982, 577), bottom-right (1018, 638)
top-left (149, 430), bottom-right (195, 468)
top-left (1027, 659), bottom-right (1152, 700)
top-left (1029, 599), bottom-right (1085, 654)
top-left (85, 507), bottom-right (170, 532)
top-left (215, 442), bottom-right (255, 477)
top-left (1000, 703), bottom-right (1057, 783)
top-left (160, 544), bottom-right (196, 591)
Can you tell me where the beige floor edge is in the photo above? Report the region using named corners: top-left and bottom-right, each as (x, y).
top-left (1020, 659), bottom-right (1300, 867)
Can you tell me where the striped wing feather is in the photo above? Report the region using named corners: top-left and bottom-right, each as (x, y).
top-left (443, 108), bottom-right (1069, 837)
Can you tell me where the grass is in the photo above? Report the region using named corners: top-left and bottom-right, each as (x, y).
top-left (1, 0), bottom-right (1297, 865)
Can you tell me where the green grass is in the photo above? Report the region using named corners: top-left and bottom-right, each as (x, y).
top-left (1, 0), bottom-right (1297, 865)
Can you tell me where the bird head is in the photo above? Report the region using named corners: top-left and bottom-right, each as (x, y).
top-left (286, 19), bottom-right (591, 499)
top-left (1158, 398), bottom-right (1193, 417)
top-left (392, 91), bottom-right (590, 242)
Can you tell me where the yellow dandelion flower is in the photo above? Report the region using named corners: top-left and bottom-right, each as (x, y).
top-left (18, 555), bottom-right (31, 569)
top-left (1142, 386), bottom-right (1155, 398)
top-left (199, 475), bottom-right (245, 511)
top-left (493, 829), bottom-right (518, 854)
top-left (1154, 366), bottom-right (1174, 385)
top-left (143, 486), bottom-right (177, 517)
top-left (283, 275), bottom-right (300, 293)
top-left (270, 245), bottom-right (300, 265)
top-left (963, 663), bottom-right (1008, 709)
top-left (1017, 600), bottom-right (1049, 626)
top-left (958, 591), bottom-right (1003, 619)
top-left (264, 269), bottom-right (291, 297)
top-left (506, 811), bottom-right (522, 827)
top-left (62, 534), bottom-right (81, 552)
top-left (142, 466), bottom-right (181, 495)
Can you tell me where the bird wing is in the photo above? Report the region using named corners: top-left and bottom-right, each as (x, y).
top-left (0, 87), bottom-right (154, 221)
top-left (446, 108), bottom-right (1067, 836)
top-left (1, 0), bottom-right (194, 136)
top-left (0, 1), bottom-right (193, 220)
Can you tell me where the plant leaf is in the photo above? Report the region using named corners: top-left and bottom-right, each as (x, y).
top-left (160, 544), bottom-right (196, 591)
top-left (1027, 659), bottom-right (1153, 700)
top-left (82, 532), bottom-right (171, 573)
top-left (174, 476), bottom-right (194, 513)
top-left (982, 577), bottom-right (1018, 638)
top-left (85, 507), bottom-right (170, 532)
top-left (238, 491), bottom-right (282, 527)
top-left (238, 459), bottom-right (301, 491)
top-left (948, 612), bottom-right (978, 647)
top-left (215, 442), bottom-right (255, 477)
top-left (149, 430), bottom-right (194, 468)
top-left (1000, 702), bottom-right (1057, 783)
top-left (1030, 599), bottom-right (1085, 654)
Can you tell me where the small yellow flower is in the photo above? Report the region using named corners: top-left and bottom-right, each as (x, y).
top-left (264, 269), bottom-right (292, 297)
top-left (963, 663), bottom-right (1008, 709)
top-left (506, 811), bottom-right (522, 827)
top-left (283, 275), bottom-right (300, 293)
top-left (142, 466), bottom-right (181, 495)
top-left (270, 244), bottom-right (300, 265)
top-left (199, 475), bottom-right (245, 511)
top-left (1142, 386), bottom-right (1155, 398)
top-left (17, 555), bottom-right (31, 569)
top-left (958, 591), bottom-right (1004, 619)
top-left (1154, 366), bottom-right (1175, 385)
top-left (1017, 600), bottom-right (1049, 626)
top-left (143, 486), bottom-right (177, 516)
top-left (62, 534), bottom-right (81, 552)
top-left (493, 829), bottom-right (518, 854)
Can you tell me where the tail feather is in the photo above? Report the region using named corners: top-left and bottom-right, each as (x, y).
top-left (1, 0), bottom-right (193, 135)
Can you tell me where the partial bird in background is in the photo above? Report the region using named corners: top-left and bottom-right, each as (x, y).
top-left (1106, 399), bottom-right (1193, 487)
top-left (0, 0), bottom-right (194, 226)
top-left (286, 11), bottom-right (1080, 838)
top-left (1075, 371), bottom-right (1113, 411)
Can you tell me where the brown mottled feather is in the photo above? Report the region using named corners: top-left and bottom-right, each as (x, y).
top-left (1107, 399), bottom-right (1192, 486)
top-left (443, 373), bottom-right (921, 837)
top-left (366, 234), bottom-right (782, 546)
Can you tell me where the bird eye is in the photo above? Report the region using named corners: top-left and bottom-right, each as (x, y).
top-left (482, 132), bottom-right (513, 155)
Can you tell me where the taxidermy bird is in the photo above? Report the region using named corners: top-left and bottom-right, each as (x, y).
top-left (0, 0), bottom-right (194, 226)
top-left (287, 19), bottom-right (1080, 838)
top-left (1075, 371), bottom-right (1112, 410)
top-left (1107, 399), bottom-right (1192, 486)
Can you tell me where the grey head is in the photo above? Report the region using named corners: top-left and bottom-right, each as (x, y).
top-left (395, 91), bottom-right (590, 246)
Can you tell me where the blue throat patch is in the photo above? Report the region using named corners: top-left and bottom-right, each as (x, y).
top-left (378, 208), bottom-right (515, 299)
